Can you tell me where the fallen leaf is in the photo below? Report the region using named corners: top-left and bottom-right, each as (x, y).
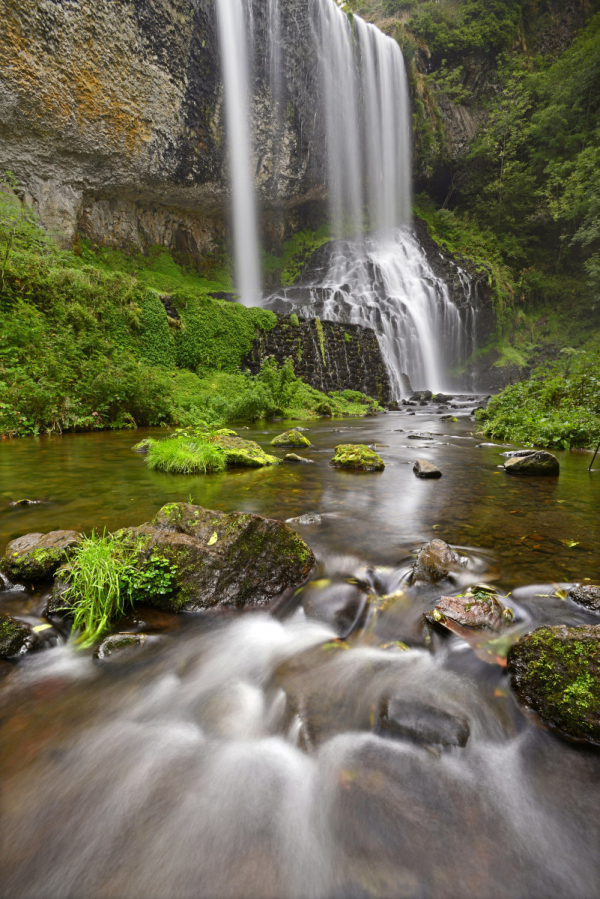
top-left (207, 531), bottom-right (218, 546)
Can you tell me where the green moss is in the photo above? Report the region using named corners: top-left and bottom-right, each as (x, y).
top-left (330, 444), bottom-right (385, 472)
top-left (271, 430), bottom-right (312, 448)
top-left (212, 435), bottom-right (279, 468)
top-left (290, 313), bottom-right (300, 327)
top-left (315, 317), bottom-right (326, 366)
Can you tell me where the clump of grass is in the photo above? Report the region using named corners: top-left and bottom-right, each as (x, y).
top-left (60, 532), bottom-right (139, 648)
top-left (146, 436), bottom-right (226, 474)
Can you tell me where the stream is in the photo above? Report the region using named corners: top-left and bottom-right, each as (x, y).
top-left (1, 407), bottom-right (600, 898)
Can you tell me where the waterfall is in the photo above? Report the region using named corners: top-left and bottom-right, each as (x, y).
top-left (215, 0), bottom-right (261, 306)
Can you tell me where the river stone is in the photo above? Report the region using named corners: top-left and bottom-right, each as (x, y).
top-left (271, 430), bottom-right (311, 448)
top-left (411, 539), bottom-right (468, 584)
top-left (413, 460), bottom-right (442, 479)
top-left (302, 582), bottom-right (369, 637)
top-left (507, 625), bottom-right (600, 744)
top-left (283, 453), bottom-right (315, 464)
top-left (504, 451), bottom-right (559, 476)
top-left (330, 444), bottom-right (385, 472)
top-left (408, 432), bottom-right (434, 440)
top-left (410, 391), bottom-right (432, 402)
top-left (212, 435), bottom-right (279, 468)
top-left (0, 530), bottom-right (82, 582)
top-left (0, 613), bottom-right (39, 658)
top-left (425, 590), bottom-right (513, 632)
top-left (379, 698), bottom-right (470, 748)
top-left (94, 632), bottom-right (147, 662)
top-left (568, 585), bottom-right (600, 613)
top-left (122, 503), bottom-right (315, 612)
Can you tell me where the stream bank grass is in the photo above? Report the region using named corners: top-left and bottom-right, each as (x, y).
top-left (146, 437), bottom-right (226, 474)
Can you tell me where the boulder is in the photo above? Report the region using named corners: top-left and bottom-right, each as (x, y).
top-left (94, 632), bottom-right (147, 662)
top-left (0, 613), bottom-right (40, 658)
top-left (507, 625), bottom-right (600, 744)
top-left (379, 698), bottom-right (470, 748)
top-left (0, 530), bottom-right (82, 582)
top-left (271, 430), bottom-right (311, 448)
top-left (504, 451), bottom-right (559, 476)
top-left (330, 444), bottom-right (385, 472)
top-left (411, 539), bottom-right (468, 584)
top-left (568, 585), bottom-right (600, 613)
top-left (413, 460), bottom-right (442, 479)
top-left (283, 453), bottom-right (315, 464)
top-left (410, 391), bottom-right (432, 402)
top-left (213, 435), bottom-right (279, 468)
top-left (426, 588), bottom-right (514, 632)
top-left (120, 503), bottom-right (315, 612)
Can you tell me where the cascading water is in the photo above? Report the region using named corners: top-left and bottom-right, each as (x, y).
top-left (215, 0), bottom-right (261, 306)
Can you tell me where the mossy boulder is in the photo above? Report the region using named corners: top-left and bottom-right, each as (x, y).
top-left (122, 502), bottom-right (315, 612)
top-left (507, 624), bottom-right (600, 744)
top-left (212, 435), bottom-right (279, 468)
top-left (504, 451), bottom-right (559, 476)
top-left (329, 444), bottom-right (384, 472)
top-left (271, 430), bottom-right (312, 448)
top-left (0, 530), bottom-right (82, 583)
top-left (0, 613), bottom-right (39, 658)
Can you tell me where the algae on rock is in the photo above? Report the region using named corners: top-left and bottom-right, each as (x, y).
top-left (271, 430), bottom-right (312, 448)
top-left (1, 530), bottom-right (82, 582)
top-left (329, 444), bottom-right (384, 472)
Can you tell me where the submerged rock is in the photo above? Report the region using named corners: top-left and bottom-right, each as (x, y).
top-left (121, 503), bottom-right (315, 612)
top-left (302, 581), bottom-right (369, 637)
top-left (271, 430), bottom-right (311, 448)
top-left (212, 435), bottom-right (279, 468)
top-left (283, 453), bottom-right (315, 464)
top-left (0, 613), bottom-right (39, 658)
top-left (287, 513), bottom-right (322, 525)
top-left (507, 625), bottom-right (600, 744)
top-left (413, 460), bottom-right (442, 479)
top-left (568, 585), bottom-right (600, 613)
top-left (408, 432), bottom-right (434, 440)
top-left (504, 451), bottom-right (559, 476)
top-left (411, 539), bottom-right (468, 584)
top-left (0, 530), bottom-right (82, 582)
top-left (9, 499), bottom-right (44, 507)
top-left (330, 444), bottom-right (385, 472)
top-left (426, 588), bottom-right (513, 632)
top-left (379, 698), bottom-right (470, 748)
top-left (132, 438), bottom-right (155, 454)
top-left (94, 632), bottom-right (147, 662)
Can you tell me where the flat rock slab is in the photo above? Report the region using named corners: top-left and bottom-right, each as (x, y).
top-left (122, 503), bottom-right (315, 612)
top-left (504, 451), bottom-right (559, 476)
top-left (413, 460), bottom-right (442, 479)
top-left (569, 585), bottom-right (600, 613)
top-left (330, 444), bottom-right (385, 472)
top-left (379, 698), bottom-right (470, 747)
top-left (0, 530), bottom-right (82, 582)
top-left (508, 624), bottom-right (600, 745)
top-left (412, 539), bottom-right (468, 584)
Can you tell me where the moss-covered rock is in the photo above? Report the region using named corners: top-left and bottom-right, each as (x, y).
top-left (283, 453), bottom-right (315, 464)
top-left (507, 624), bottom-right (600, 744)
top-left (271, 430), bottom-right (312, 448)
top-left (121, 502), bottom-right (315, 612)
top-left (0, 530), bottom-right (82, 583)
top-left (0, 613), bottom-right (39, 658)
top-left (212, 435), bottom-right (279, 468)
top-left (504, 451), bottom-right (559, 476)
top-left (329, 444), bottom-right (384, 472)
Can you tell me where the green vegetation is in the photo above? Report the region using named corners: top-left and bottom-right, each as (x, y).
top-left (477, 351), bottom-right (600, 449)
top-left (146, 435), bottom-right (227, 475)
top-left (263, 225), bottom-right (330, 287)
top-left (59, 531), bottom-right (177, 647)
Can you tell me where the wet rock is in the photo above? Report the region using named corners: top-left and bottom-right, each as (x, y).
top-left (94, 632), bottom-right (147, 662)
top-left (434, 393), bottom-right (454, 403)
top-left (132, 438), bottom-right (154, 454)
top-left (379, 698), bottom-right (470, 748)
top-left (408, 432), bottom-right (434, 440)
top-left (283, 453), bottom-right (315, 464)
top-left (0, 530), bottom-right (82, 583)
top-left (425, 588), bottom-right (513, 632)
top-left (9, 499), bottom-right (44, 507)
top-left (440, 415), bottom-right (458, 422)
top-left (302, 582), bottom-right (369, 637)
top-left (330, 444), bottom-right (385, 472)
top-left (568, 585), bottom-right (600, 613)
top-left (0, 613), bottom-right (40, 658)
top-left (411, 539), bottom-right (468, 584)
top-left (500, 449), bottom-right (539, 458)
top-left (287, 513), bottom-right (322, 525)
top-left (271, 430), bottom-right (311, 448)
top-left (400, 373), bottom-right (413, 395)
top-left (504, 451), bottom-right (559, 476)
top-left (213, 435), bottom-right (279, 468)
top-left (413, 460), bottom-right (442, 479)
top-left (507, 624), bottom-right (600, 744)
top-left (410, 391), bottom-right (432, 402)
top-left (120, 503), bottom-right (315, 612)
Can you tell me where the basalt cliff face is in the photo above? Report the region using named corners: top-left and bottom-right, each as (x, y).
top-left (0, 0), bottom-right (326, 256)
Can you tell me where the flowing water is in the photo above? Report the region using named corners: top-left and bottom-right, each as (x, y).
top-left (1, 411), bottom-right (600, 898)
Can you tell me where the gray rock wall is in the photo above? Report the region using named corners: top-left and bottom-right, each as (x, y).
top-left (245, 315), bottom-right (393, 404)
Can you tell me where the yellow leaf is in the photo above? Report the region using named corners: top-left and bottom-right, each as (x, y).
top-left (33, 624), bottom-right (53, 633)
top-left (207, 531), bottom-right (218, 546)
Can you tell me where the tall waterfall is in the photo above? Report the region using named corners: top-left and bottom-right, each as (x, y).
top-left (216, 0), bottom-right (477, 392)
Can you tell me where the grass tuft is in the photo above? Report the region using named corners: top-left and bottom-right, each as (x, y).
top-left (146, 437), bottom-right (226, 474)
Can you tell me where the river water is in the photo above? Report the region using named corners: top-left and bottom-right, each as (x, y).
top-left (1, 409), bottom-right (600, 898)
